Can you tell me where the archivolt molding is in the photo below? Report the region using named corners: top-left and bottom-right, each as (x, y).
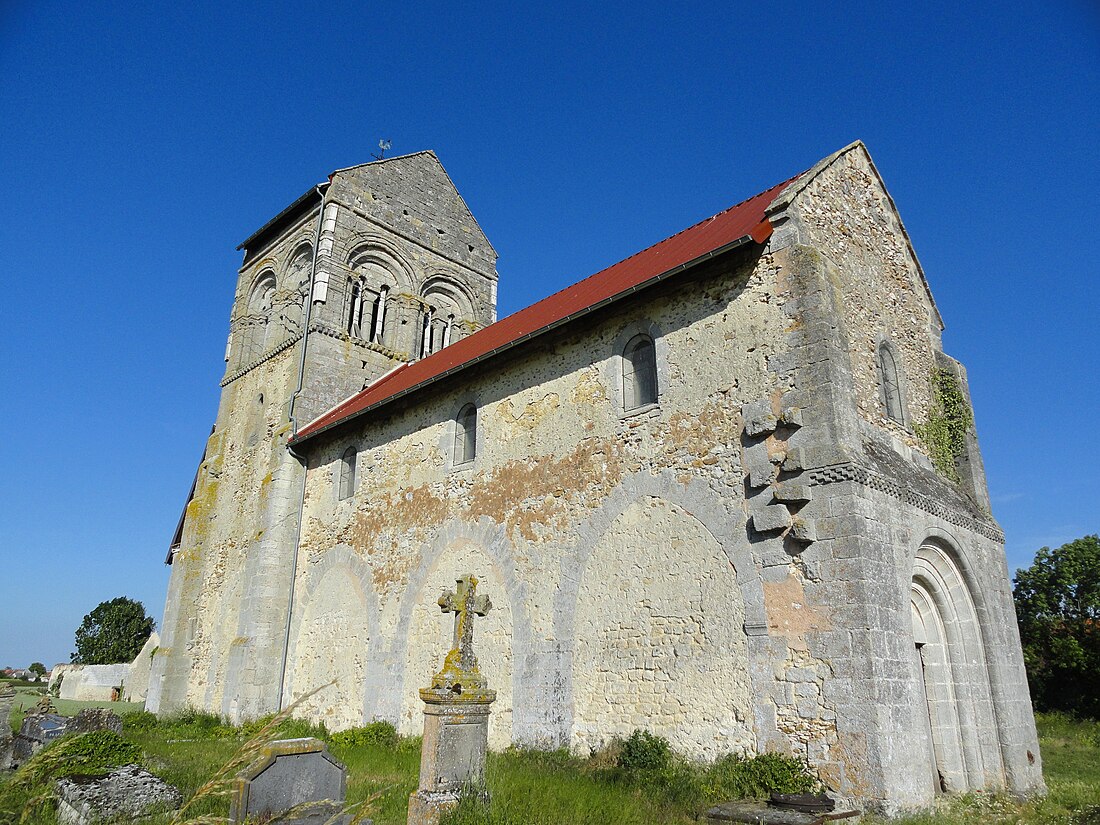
top-left (420, 272), bottom-right (474, 302)
top-left (345, 235), bottom-right (416, 291)
top-left (808, 462), bottom-right (1003, 542)
top-left (910, 535), bottom-right (1004, 790)
top-left (287, 545), bottom-right (381, 660)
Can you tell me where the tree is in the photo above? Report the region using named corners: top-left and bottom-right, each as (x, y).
top-left (71, 597), bottom-right (155, 665)
top-left (28, 662), bottom-right (46, 681)
top-left (1013, 535), bottom-right (1100, 718)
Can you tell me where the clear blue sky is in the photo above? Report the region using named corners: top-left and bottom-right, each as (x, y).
top-left (1, 1), bottom-right (1096, 669)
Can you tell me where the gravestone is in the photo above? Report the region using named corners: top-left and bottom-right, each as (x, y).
top-left (407, 575), bottom-right (496, 825)
top-left (68, 708), bottom-right (123, 735)
top-left (10, 712), bottom-right (68, 767)
top-left (230, 737), bottom-right (350, 825)
top-left (701, 801), bottom-right (860, 824)
top-left (8, 708), bottom-right (123, 768)
top-left (55, 765), bottom-right (182, 825)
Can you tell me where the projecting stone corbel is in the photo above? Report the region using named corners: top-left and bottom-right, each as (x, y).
top-left (773, 482), bottom-right (812, 504)
top-left (742, 399), bottom-right (778, 438)
top-left (790, 517), bottom-right (817, 543)
top-left (751, 504), bottom-right (793, 533)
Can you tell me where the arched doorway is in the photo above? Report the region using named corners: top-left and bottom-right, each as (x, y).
top-left (910, 541), bottom-right (1003, 794)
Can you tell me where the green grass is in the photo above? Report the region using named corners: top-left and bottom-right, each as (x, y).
top-left (1, 711), bottom-right (1097, 824)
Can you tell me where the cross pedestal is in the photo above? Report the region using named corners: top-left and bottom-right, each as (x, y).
top-left (407, 575), bottom-right (496, 825)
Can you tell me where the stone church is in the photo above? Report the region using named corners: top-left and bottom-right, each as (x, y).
top-left (148, 142), bottom-right (1044, 811)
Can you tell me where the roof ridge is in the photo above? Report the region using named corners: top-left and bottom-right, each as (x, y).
top-left (292, 167), bottom-right (802, 444)
top-left (329, 149), bottom-right (437, 176)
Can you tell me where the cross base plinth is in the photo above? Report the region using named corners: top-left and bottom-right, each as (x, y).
top-left (407, 689), bottom-right (495, 825)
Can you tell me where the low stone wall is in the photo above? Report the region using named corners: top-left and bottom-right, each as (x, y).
top-left (51, 633), bottom-right (159, 702)
top-left (58, 664), bottom-right (130, 702)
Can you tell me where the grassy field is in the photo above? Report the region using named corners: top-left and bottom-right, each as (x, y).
top-left (1, 707), bottom-right (1097, 824)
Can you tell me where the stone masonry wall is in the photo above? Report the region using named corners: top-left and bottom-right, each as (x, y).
top-left (793, 147), bottom-right (940, 452)
top-left (290, 247), bottom-right (801, 757)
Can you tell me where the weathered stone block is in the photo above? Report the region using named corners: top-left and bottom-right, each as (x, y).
top-left (774, 482), bottom-right (812, 503)
top-left (790, 517), bottom-right (817, 543)
top-left (752, 505), bottom-right (793, 533)
top-left (782, 446), bottom-right (807, 472)
top-left (780, 407), bottom-right (804, 428)
top-left (745, 442), bottom-right (777, 488)
top-left (56, 765), bottom-right (181, 825)
top-left (742, 399), bottom-right (778, 437)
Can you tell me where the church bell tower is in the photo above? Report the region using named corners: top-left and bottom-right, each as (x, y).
top-left (147, 152), bottom-right (498, 720)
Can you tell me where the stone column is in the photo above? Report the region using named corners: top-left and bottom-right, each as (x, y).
top-left (407, 575), bottom-right (496, 825)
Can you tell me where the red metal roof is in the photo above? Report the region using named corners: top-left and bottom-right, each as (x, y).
top-left (293, 172), bottom-right (802, 444)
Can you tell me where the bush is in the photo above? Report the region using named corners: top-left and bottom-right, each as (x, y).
top-left (331, 720), bottom-right (399, 749)
top-left (617, 729), bottom-right (671, 772)
top-left (703, 752), bottom-right (818, 800)
top-left (122, 710), bottom-right (159, 732)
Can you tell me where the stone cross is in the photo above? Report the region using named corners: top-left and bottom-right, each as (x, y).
top-left (430, 575), bottom-right (492, 693)
top-left (440, 576), bottom-right (491, 657)
top-left (409, 576), bottom-right (496, 825)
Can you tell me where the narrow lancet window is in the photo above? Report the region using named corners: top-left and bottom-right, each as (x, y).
top-left (338, 446), bottom-right (357, 500)
top-left (370, 285), bottom-right (388, 343)
top-left (623, 334), bottom-right (658, 410)
top-left (455, 404), bottom-right (477, 464)
top-left (879, 344), bottom-right (904, 423)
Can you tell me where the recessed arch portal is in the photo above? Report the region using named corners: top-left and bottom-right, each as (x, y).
top-left (287, 553), bottom-right (376, 730)
top-left (910, 540), bottom-right (1004, 795)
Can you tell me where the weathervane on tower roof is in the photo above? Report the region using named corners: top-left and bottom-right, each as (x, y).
top-left (372, 139), bottom-right (392, 160)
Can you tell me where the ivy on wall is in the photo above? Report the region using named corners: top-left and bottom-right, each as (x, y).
top-left (916, 367), bottom-right (973, 483)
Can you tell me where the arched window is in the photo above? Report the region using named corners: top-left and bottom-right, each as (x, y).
top-left (418, 280), bottom-right (468, 358)
top-left (623, 334), bottom-right (658, 411)
top-left (240, 273), bottom-right (276, 366)
top-left (878, 343), bottom-right (904, 423)
top-left (455, 404), bottom-right (477, 464)
top-left (338, 446), bottom-right (357, 500)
